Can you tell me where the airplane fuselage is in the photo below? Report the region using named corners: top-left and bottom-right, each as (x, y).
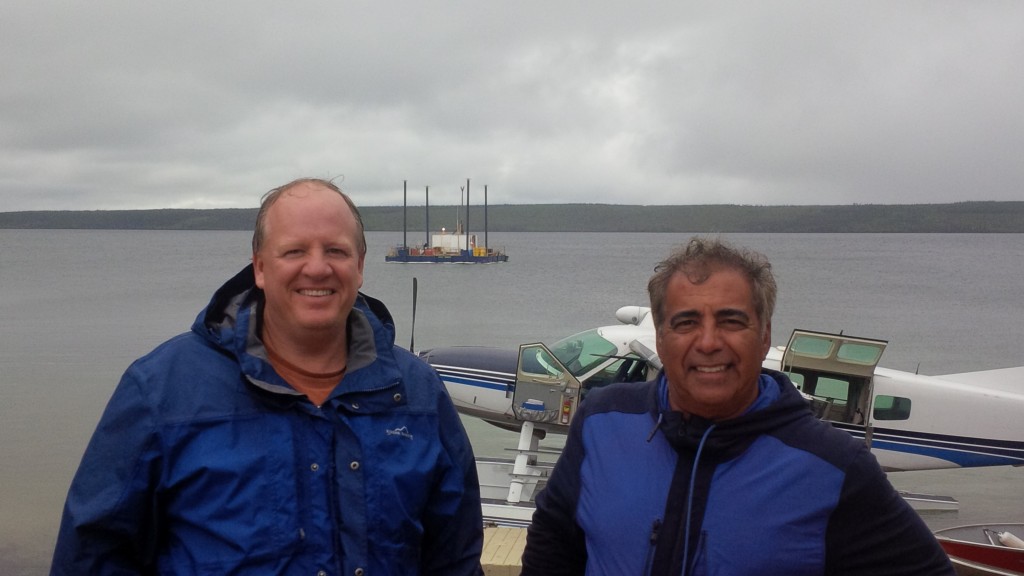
top-left (421, 307), bottom-right (1024, 472)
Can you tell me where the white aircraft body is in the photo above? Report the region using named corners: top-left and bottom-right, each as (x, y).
top-left (420, 306), bottom-right (1024, 473)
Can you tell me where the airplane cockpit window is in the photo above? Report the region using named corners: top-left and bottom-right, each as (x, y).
top-left (873, 395), bottom-right (912, 420)
top-left (837, 342), bottom-right (885, 365)
top-left (789, 335), bottom-right (834, 358)
top-left (583, 356), bottom-right (649, 393)
top-left (551, 330), bottom-right (618, 378)
top-left (530, 347), bottom-right (564, 379)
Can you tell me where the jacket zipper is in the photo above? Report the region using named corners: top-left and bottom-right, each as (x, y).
top-left (645, 518), bottom-right (661, 576)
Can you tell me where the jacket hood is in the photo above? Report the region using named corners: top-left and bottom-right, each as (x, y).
top-left (656, 369), bottom-right (814, 461)
top-left (190, 264), bottom-right (400, 399)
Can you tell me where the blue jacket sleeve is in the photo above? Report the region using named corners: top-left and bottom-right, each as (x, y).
top-left (50, 367), bottom-right (161, 575)
top-left (824, 447), bottom-right (955, 576)
top-left (521, 412), bottom-right (588, 575)
top-left (419, 373), bottom-right (485, 576)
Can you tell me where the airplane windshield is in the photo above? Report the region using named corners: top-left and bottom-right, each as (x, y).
top-left (550, 329), bottom-right (618, 377)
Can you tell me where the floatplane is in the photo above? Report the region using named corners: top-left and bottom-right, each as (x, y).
top-left (418, 306), bottom-right (1024, 526)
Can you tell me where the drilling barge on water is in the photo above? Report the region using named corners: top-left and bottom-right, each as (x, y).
top-left (385, 179), bottom-right (509, 264)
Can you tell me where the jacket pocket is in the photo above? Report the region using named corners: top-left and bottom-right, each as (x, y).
top-left (160, 415), bottom-right (304, 565)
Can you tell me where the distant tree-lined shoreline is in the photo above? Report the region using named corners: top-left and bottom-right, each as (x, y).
top-left (2, 202), bottom-right (1023, 233)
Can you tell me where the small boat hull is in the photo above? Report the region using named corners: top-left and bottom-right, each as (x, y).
top-left (934, 523), bottom-right (1024, 576)
top-left (947, 556), bottom-right (1022, 576)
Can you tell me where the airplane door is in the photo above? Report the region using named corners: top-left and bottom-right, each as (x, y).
top-left (512, 342), bottom-right (582, 430)
top-left (781, 330), bottom-right (887, 431)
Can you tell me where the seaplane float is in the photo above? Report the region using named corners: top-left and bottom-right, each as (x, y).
top-left (417, 306), bottom-right (1024, 527)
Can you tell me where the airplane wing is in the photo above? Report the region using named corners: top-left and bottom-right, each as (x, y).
top-left (933, 365), bottom-right (1024, 393)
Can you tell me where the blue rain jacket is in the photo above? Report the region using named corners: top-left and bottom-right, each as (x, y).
top-left (522, 371), bottom-right (953, 576)
top-left (52, 265), bottom-right (483, 575)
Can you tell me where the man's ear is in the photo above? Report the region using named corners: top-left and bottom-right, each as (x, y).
top-left (761, 320), bottom-right (772, 357)
top-left (252, 253), bottom-right (265, 289)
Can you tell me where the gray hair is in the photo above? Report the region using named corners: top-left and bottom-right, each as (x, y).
top-left (648, 236), bottom-right (776, 332)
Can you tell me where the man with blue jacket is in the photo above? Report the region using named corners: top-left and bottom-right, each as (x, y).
top-left (51, 178), bottom-right (484, 575)
top-left (522, 237), bottom-right (953, 575)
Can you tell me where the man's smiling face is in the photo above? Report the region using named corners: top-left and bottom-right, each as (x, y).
top-left (253, 182), bottom-right (365, 342)
top-left (655, 266), bottom-right (771, 421)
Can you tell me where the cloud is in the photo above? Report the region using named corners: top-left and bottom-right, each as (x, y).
top-left (2, 1), bottom-right (1023, 210)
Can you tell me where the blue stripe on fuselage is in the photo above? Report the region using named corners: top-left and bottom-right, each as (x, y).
top-left (439, 373), bottom-right (512, 393)
top-left (828, 423), bottom-right (1024, 467)
top-left (869, 439), bottom-right (1023, 467)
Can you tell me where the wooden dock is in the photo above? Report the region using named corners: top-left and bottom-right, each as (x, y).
top-left (482, 526), bottom-right (526, 575)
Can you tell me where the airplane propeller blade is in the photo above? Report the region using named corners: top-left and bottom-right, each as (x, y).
top-left (629, 339), bottom-right (662, 371)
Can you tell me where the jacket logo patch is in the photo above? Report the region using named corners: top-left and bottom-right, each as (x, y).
top-left (386, 426), bottom-right (414, 440)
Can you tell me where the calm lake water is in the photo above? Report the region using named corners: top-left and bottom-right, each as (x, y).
top-left (1, 229), bottom-right (1022, 574)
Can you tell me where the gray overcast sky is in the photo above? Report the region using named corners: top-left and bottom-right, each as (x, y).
top-left (2, 1), bottom-right (1022, 211)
